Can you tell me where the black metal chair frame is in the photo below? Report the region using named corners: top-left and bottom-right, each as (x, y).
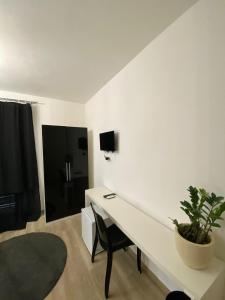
top-left (90, 203), bottom-right (142, 298)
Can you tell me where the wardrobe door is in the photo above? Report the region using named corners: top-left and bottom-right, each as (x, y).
top-left (42, 125), bottom-right (88, 222)
top-left (65, 127), bottom-right (88, 214)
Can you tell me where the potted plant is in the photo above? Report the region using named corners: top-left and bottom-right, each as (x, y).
top-left (171, 186), bottom-right (225, 269)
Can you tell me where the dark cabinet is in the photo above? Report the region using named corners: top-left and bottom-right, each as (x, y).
top-left (42, 125), bottom-right (88, 222)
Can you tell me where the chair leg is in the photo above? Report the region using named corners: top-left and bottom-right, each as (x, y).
top-left (91, 231), bottom-right (98, 263)
top-left (105, 250), bottom-right (113, 298)
top-left (137, 247), bottom-right (142, 274)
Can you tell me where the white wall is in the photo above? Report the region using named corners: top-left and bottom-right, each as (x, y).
top-left (0, 90), bottom-right (85, 210)
top-left (86, 0), bottom-right (225, 289)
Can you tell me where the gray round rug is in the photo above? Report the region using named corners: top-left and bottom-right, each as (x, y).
top-left (0, 232), bottom-right (67, 300)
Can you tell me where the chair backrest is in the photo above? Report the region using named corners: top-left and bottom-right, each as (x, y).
top-left (90, 203), bottom-right (110, 250)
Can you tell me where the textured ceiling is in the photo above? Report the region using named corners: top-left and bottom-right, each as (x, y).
top-left (0, 0), bottom-right (198, 103)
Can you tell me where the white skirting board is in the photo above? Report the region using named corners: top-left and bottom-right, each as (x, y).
top-left (130, 245), bottom-right (188, 292)
top-left (130, 245), bottom-right (225, 300)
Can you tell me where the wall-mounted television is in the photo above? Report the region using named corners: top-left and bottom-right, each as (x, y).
top-left (99, 131), bottom-right (115, 152)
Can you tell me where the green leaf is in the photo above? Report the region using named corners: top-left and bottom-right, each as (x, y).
top-left (180, 207), bottom-right (190, 215)
top-left (219, 202), bottom-right (225, 213)
top-left (180, 200), bottom-right (193, 210)
top-left (170, 218), bottom-right (179, 227)
top-left (211, 223), bottom-right (221, 228)
top-left (213, 203), bottom-right (225, 218)
top-left (216, 196), bottom-right (224, 202)
top-left (206, 197), bottom-right (213, 206)
top-left (188, 186), bottom-right (199, 208)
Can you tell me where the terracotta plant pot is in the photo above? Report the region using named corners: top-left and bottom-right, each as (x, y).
top-left (175, 226), bottom-right (214, 270)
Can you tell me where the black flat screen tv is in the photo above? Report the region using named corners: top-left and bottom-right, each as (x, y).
top-left (100, 131), bottom-right (115, 152)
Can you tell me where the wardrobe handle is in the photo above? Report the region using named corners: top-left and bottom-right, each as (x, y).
top-left (66, 162), bottom-right (69, 182)
top-left (68, 162), bottom-right (71, 182)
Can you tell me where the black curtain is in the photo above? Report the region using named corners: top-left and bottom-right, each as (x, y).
top-left (0, 102), bottom-right (41, 228)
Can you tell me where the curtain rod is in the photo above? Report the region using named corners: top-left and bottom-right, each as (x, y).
top-left (0, 97), bottom-right (44, 105)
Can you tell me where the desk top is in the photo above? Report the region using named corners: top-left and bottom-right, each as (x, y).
top-left (85, 187), bottom-right (225, 300)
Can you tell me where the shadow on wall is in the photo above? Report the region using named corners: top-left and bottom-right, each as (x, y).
top-left (88, 130), bottom-right (94, 188)
top-left (214, 222), bottom-right (225, 262)
top-left (114, 131), bottom-right (120, 153)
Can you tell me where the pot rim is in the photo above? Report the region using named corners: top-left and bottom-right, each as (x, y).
top-left (175, 225), bottom-right (214, 247)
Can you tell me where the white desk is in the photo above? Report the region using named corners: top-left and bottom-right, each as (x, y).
top-left (85, 187), bottom-right (225, 300)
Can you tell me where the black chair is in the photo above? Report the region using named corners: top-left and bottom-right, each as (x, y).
top-left (166, 291), bottom-right (191, 300)
top-left (90, 203), bottom-right (142, 298)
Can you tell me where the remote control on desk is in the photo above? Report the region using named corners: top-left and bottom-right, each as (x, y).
top-left (103, 193), bottom-right (116, 199)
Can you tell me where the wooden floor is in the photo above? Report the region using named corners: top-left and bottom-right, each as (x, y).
top-left (0, 214), bottom-right (168, 300)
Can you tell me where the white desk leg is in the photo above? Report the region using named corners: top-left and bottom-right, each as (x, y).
top-left (85, 193), bottom-right (91, 207)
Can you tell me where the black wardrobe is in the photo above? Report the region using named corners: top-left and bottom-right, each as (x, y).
top-left (42, 125), bottom-right (88, 222)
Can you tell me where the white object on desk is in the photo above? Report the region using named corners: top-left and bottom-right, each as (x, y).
top-left (85, 187), bottom-right (225, 300)
top-left (81, 206), bottom-right (112, 255)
